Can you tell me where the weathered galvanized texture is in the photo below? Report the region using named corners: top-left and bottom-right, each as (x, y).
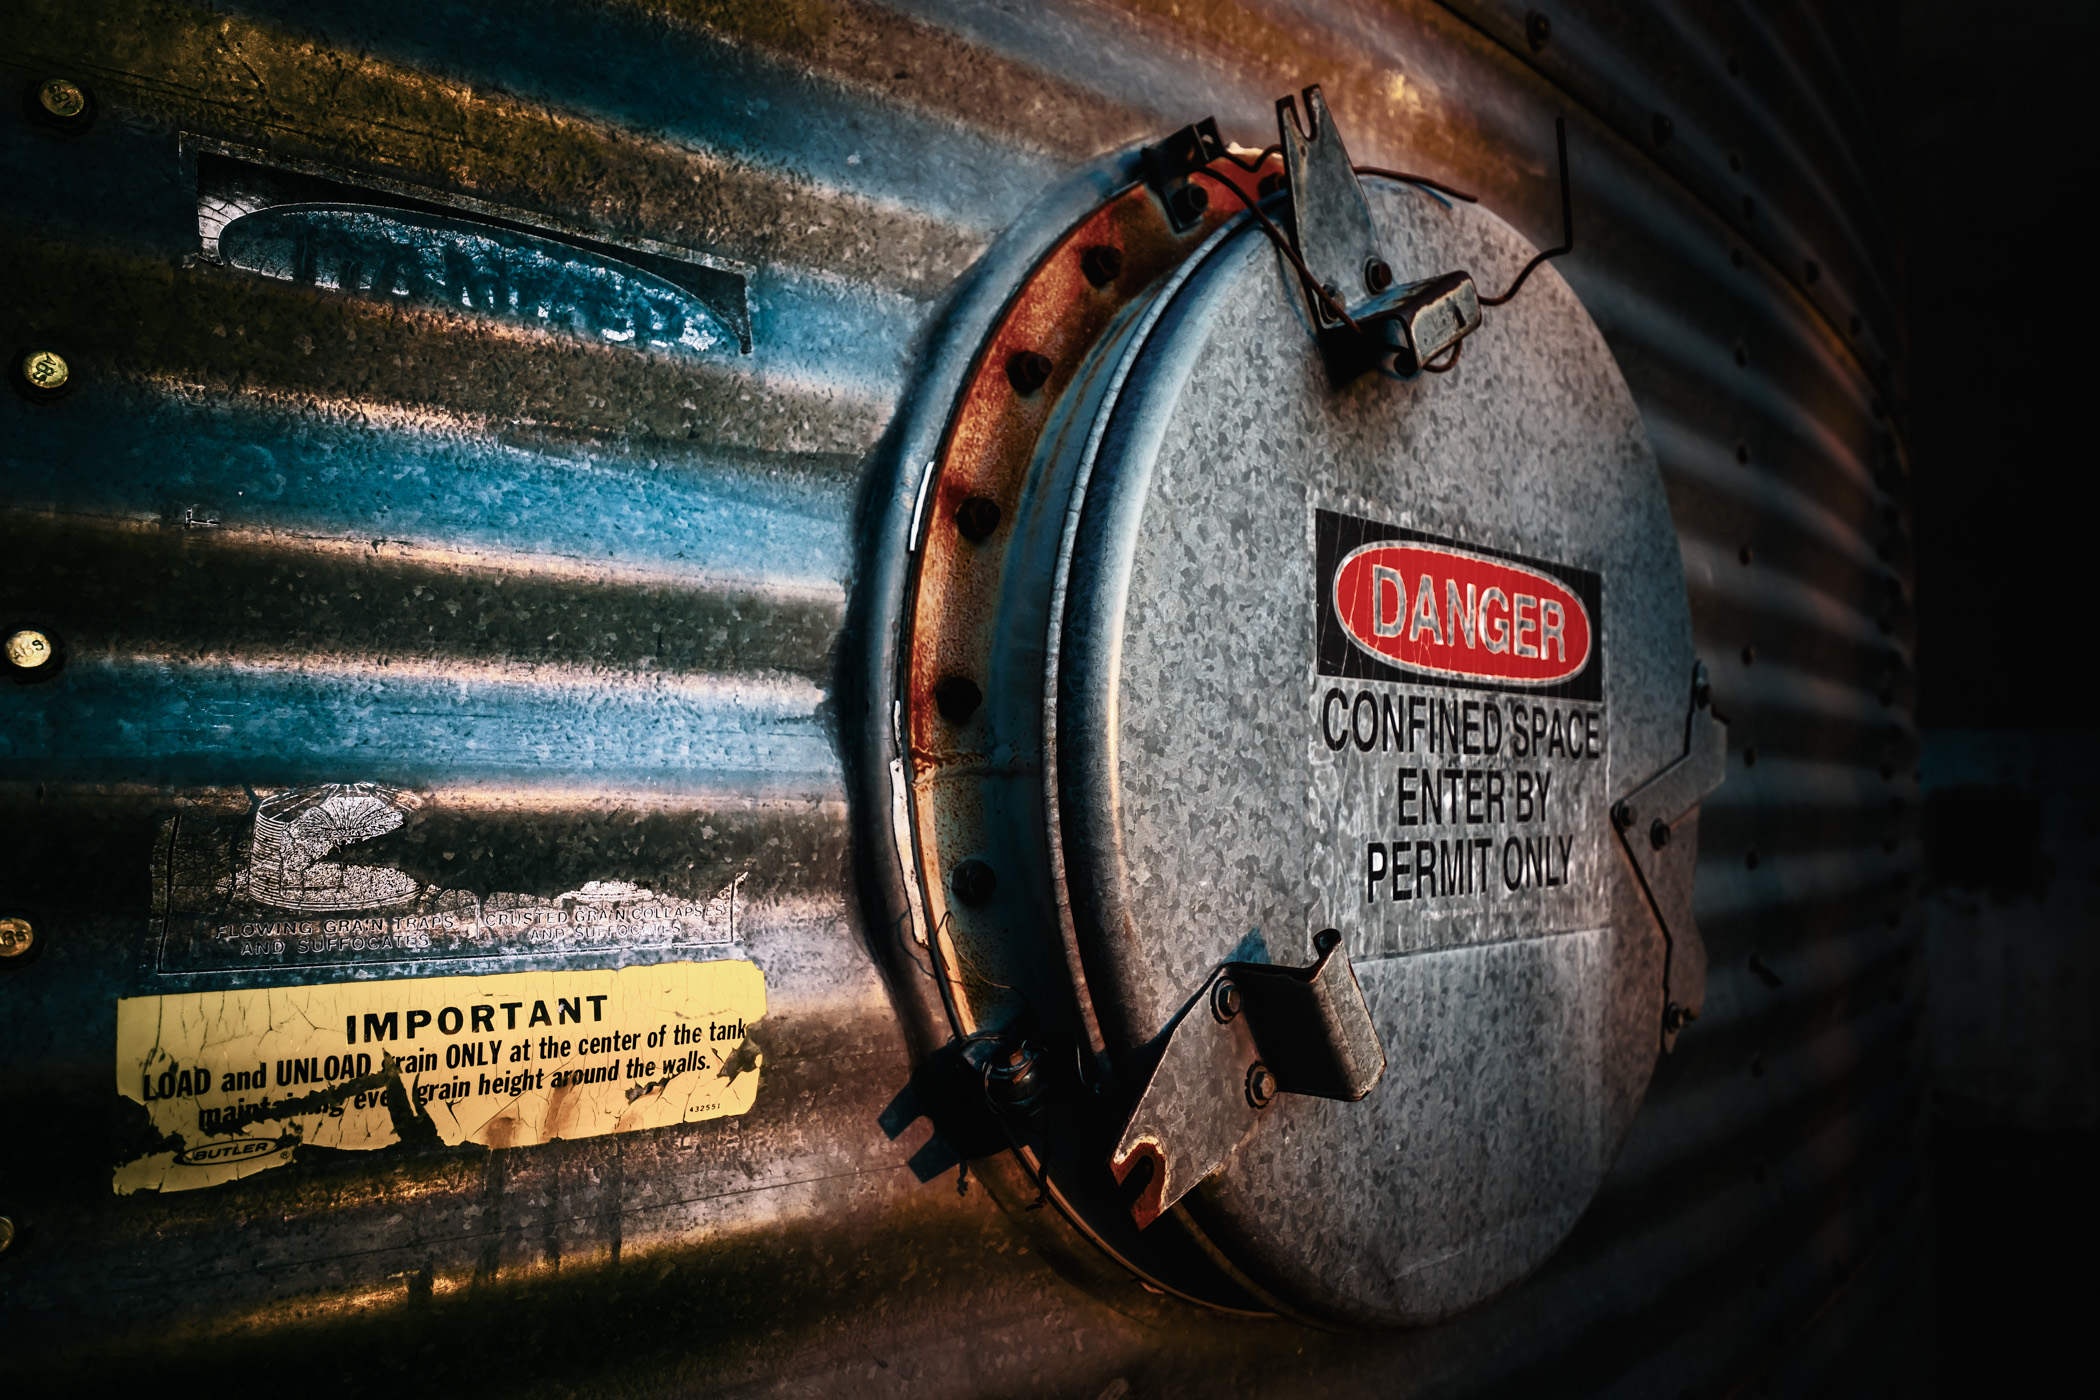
top-left (0, 0), bottom-right (1916, 1393)
top-left (1042, 181), bottom-right (1696, 1323)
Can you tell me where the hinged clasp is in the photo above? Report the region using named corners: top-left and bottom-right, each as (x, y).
top-left (1109, 928), bottom-right (1385, 1227)
top-left (1612, 662), bottom-right (1729, 1049)
top-left (1278, 85), bottom-right (1484, 379)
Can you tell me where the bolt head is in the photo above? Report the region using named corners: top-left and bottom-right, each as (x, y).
top-left (1612, 801), bottom-right (1633, 832)
top-left (1211, 979), bottom-right (1242, 1023)
top-left (38, 78), bottom-right (87, 119)
top-left (1364, 259), bottom-right (1394, 294)
top-left (950, 858), bottom-right (997, 908)
top-left (1245, 1062), bottom-right (1276, 1109)
top-left (988, 1043), bottom-right (1044, 1108)
top-left (4, 630), bottom-right (52, 671)
top-left (1005, 350), bottom-right (1053, 395)
top-left (1650, 818), bottom-right (1673, 850)
top-left (1080, 244), bottom-right (1125, 288)
top-left (954, 495), bottom-right (1001, 543)
top-left (19, 350), bottom-right (68, 394)
top-left (0, 1215), bottom-right (14, 1254)
top-left (1166, 182), bottom-right (1209, 226)
top-left (1526, 11), bottom-right (1552, 50)
top-left (0, 917), bottom-right (34, 960)
top-left (933, 675), bottom-right (983, 723)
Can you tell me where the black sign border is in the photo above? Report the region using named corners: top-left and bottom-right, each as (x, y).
top-left (1314, 508), bottom-right (1605, 703)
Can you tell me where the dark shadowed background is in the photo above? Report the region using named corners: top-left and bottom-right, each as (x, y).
top-left (1904, 0), bottom-right (2099, 1390)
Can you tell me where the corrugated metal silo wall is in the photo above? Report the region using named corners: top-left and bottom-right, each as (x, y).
top-left (0, 0), bottom-right (1918, 1394)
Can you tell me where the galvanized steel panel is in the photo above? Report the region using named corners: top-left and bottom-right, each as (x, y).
top-left (0, 0), bottom-right (1917, 1392)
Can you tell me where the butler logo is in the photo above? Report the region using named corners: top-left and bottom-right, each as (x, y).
top-left (1316, 509), bottom-right (1603, 700)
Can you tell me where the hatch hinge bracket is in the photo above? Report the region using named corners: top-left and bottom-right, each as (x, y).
top-left (1612, 662), bottom-right (1729, 1051)
top-left (1278, 85), bottom-right (1483, 379)
top-left (1107, 928), bottom-right (1385, 1229)
top-left (1141, 117), bottom-right (1229, 232)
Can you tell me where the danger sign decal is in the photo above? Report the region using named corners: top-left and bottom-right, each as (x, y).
top-left (1316, 510), bottom-right (1602, 701)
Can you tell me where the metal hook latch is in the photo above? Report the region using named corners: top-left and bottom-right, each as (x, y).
top-left (1109, 928), bottom-right (1386, 1228)
top-left (1278, 85), bottom-right (1483, 378)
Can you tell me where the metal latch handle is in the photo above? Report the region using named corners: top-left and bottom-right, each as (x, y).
top-left (1109, 929), bottom-right (1386, 1228)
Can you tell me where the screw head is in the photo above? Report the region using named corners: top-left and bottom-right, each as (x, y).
top-left (4, 630), bottom-right (53, 671)
top-left (1245, 1061), bottom-right (1276, 1109)
top-left (38, 78), bottom-right (87, 119)
top-left (0, 918), bottom-right (34, 961)
top-left (1211, 979), bottom-right (1242, 1023)
top-left (1611, 801), bottom-right (1633, 833)
top-left (19, 350), bottom-right (69, 394)
top-left (1525, 11), bottom-right (1552, 51)
top-left (26, 76), bottom-right (94, 134)
top-left (1649, 818), bottom-right (1672, 850)
top-left (1364, 258), bottom-right (1394, 294)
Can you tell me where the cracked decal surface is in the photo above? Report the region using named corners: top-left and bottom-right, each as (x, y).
top-left (152, 783), bottom-right (745, 971)
top-left (114, 960), bottom-right (765, 1194)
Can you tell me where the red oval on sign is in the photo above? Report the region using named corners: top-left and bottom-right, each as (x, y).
top-left (1333, 542), bottom-right (1592, 685)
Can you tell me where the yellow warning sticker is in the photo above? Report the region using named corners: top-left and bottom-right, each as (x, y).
top-left (114, 960), bottom-right (765, 1195)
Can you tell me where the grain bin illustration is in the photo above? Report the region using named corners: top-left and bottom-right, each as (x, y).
top-left (243, 784), bottom-right (420, 913)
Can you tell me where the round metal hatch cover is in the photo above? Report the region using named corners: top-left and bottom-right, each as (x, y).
top-left (1053, 182), bottom-right (1696, 1325)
